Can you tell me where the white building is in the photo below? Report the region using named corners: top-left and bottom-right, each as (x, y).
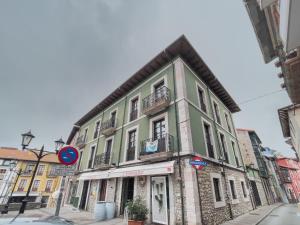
top-left (0, 159), bottom-right (16, 204)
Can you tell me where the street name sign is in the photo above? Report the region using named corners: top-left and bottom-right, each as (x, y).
top-left (51, 165), bottom-right (76, 176)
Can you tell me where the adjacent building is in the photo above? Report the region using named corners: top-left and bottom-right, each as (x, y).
top-left (236, 129), bottom-right (279, 208)
top-left (278, 104), bottom-right (300, 158)
top-left (276, 157), bottom-right (300, 203)
top-left (0, 147), bottom-right (62, 208)
top-left (65, 36), bottom-right (253, 225)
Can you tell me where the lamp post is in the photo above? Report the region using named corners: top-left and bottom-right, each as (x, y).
top-left (18, 130), bottom-right (64, 214)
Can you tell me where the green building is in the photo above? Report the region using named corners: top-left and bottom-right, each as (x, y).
top-left (65, 36), bottom-right (252, 225)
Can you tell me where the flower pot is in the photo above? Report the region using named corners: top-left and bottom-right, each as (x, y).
top-left (128, 220), bottom-right (144, 225)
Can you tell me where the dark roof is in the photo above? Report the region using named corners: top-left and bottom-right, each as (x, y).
top-left (67, 35), bottom-right (240, 144)
top-left (278, 104), bottom-right (300, 138)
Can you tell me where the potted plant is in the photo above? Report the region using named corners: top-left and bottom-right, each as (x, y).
top-left (126, 196), bottom-right (149, 225)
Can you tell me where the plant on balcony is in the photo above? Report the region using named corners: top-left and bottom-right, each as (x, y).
top-left (126, 196), bottom-right (148, 225)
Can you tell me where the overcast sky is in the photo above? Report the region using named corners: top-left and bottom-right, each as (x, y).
top-left (0, 0), bottom-right (294, 157)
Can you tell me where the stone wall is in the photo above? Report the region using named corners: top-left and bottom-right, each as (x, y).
top-left (86, 180), bottom-right (98, 212)
top-left (106, 178), bottom-right (117, 202)
top-left (196, 161), bottom-right (252, 225)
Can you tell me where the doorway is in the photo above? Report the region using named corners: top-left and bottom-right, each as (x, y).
top-left (79, 180), bottom-right (89, 210)
top-left (250, 180), bottom-right (261, 207)
top-left (121, 177), bottom-right (135, 214)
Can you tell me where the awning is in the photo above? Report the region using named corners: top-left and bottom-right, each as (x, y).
top-left (78, 160), bottom-right (175, 180)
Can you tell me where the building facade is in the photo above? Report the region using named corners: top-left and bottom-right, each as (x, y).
top-left (278, 104), bottom-right (300, 158)
top-left (236, 129), bottom-right (280, 208)
top-left (0, 156), bottom-right (16, 204)
top-left (0, 147), bottom-right (62, 208)
top-left (276, 157), bottom-right (300, 203)
top-left (65, 36), bottom-right (253, 225)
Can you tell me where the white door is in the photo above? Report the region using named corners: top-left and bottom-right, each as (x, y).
top-left (151, 176), bottom-right (168, 224)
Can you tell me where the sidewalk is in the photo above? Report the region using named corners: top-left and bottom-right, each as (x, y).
top-left (220, 203), bottom-right (283, 225)
top-left (0, 205), bottom-right (126, 225)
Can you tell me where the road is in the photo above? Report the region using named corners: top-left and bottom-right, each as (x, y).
top-left (258, 204), bottom-right (300, 225)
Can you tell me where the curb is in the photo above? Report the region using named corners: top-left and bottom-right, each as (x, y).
top-left (255, 203), bottom-right (284, 225)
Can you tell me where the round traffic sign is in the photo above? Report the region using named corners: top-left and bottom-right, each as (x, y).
top-left (58, 146), bottom-right (79, 166)
top-left (190, 156), bottom-right (207, 170)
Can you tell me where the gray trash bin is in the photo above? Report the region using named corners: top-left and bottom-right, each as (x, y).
top-left (105, 202), bottom-right (116, 220)
top-left (94, 201), bottom-right (106, 221)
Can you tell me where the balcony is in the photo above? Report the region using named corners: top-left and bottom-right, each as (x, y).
top-left (140, 134), bottom-right (174, 162)
top-left (94, 152), bottom-right (112, 170)
top-left (100, 118), bottom-right (117, 136)
top-left (76, 135), bottom-right (86, 149)
top-left (142, 86), bottom-right (171, 116)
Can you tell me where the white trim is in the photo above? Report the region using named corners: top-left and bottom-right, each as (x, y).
top-left (77, 150), bottom-right (83, 171)
top-left (239, 178), bottom-right (250, 202)
top-left (103, 136), bottom-right (114, 165)
top-left (210, 173), bottom-right (226, 208)
top-left (127, 93), bottom-right (141, 123)
top-left (88, 144), bottom-right (97, 169)
top-left (224, 112), bottom-right (232, 134)
top-left (201, 117), bottom-right (217, 159)
top-left (123, 125), bottom-right (139, 162)
top-left (195, 81), bottom-right (208, 115)
top-left (217, 129), bottom-right (230, 164)
top-left (212, 99), bottom-right (222, 127)
top-left (109, 109), bottom-right (118, 126)
top-left (150, 75), bottom-right (168, 94)
top-left (149, 112), bottom-right (169, 139)
top-left (229, 138), bottom-right (241, 168)
top-left (227, 176), bottom-right (239, 204)
top-left (93, 119), bottom-right (102, 140)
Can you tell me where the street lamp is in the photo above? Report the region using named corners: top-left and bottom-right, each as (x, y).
top-left (54, 137), bottom-right (65, 154)
top-left (18, 130), bottom-right (64, 214)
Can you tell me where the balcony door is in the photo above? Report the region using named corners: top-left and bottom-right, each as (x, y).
top-left (127, 130), bottom-right (136, 161)
top-left (153, 118), bottom-right (166, 152)
top-left (154, 81), bottom-right (165, 100)
top-left (111, 111), bottom-right (116, 127)
top-left (104, 139), bottom-right (112, 164)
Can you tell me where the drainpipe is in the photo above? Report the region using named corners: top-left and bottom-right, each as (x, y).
top-left (114, 94), bottom-right (128, 205)
top-left (206, 88), bottom-right (233, 220)
top-left (164, 51), bottom-right (185, 225)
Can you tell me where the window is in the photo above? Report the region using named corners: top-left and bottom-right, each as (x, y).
top-left (153, 118), bottom-right (166, 140)
top-left (241, 181), bottom-right (247, 198)
top-left (111, 111), bottom-right (117, 127)
top-left (36, 165), bottom-right (45, 176)
top-left (231, 141), bottom-right (240, 167)
top-left (45, 180), bottom-right (53, 192)
top-left (94, 121), bottom-right (101, 139)
top-left (229, 180), bottom-right (237, 200)
top-left (104, 139), bottom-right (112, 164)
top-left (98, 180), bottom-right (107, 201)
top-left (24, 164), bottom-right (35, 174)
top-left (154, 80), bottom-right (166, 100)
top-left (77, 151), bottom-right (83, 170)
top-left (213, 178), bottom-right (221, 202)
top-left (18, 179), bottom-right (27, 191)
top-left (0, 169), bottom-right (6, 174)
top-left (127, 130), bottom-right (136, 161)
top-left (88, 145), bottom-right (96, 169)
top-left (129, 98), bottom-right (139, 122)
top-left (197, 86), bottom-right (207, 113)
top-left (213, 102), bottom-right (221, 124)
top-left (204, 122), bottom-right (214, 158)
top-left (32, 180), bottom-right (40, 191)
top-left (224, 113), bottom-right (232, 133)
top-left (83, 128), bottom-right (88, 142)
top-left (219, 133), bottom-right (229, 163)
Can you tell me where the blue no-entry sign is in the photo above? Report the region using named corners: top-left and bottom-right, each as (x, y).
top-left (190, 156), bottom-right (208, 170)
top-left (58, 146), bottom-right (79, 166)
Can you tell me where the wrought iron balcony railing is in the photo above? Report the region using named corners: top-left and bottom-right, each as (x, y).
top-left (76, 135), bottom-right (87, 148)
top-left (94, 152), bottom-right (111, 169)
top-left (100, 118), bottom-right (117, 136)
top-left (142, 86), bottom-right (171, 116)
top-left (140, 133), bottom-right (174, 161)
top-left (126, 147), bottom-right (136, 161)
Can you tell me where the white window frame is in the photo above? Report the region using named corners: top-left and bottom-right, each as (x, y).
top-left (93, 120), bottom-right (101, 140)
top-left (77, 150), bottom-right (83, 171)
top-left (201, 118), bottom-right (217, 159)
top-left (109, 109), bottom-right (118, 126)
top-left (218, 130), bottom-right (230, 164)
top-left (195, 82), bottom-right (208, 114)
top-left (228, 176), bottom-right (239, 204)
top-left (240, 178), bottom-right (249, 201)
top-left (210, 173), bottom-right (225, 208)
top-left (127, 93), bottom-right (141, 123)
top-left (230, 138), bottom-right (241, 167)
top-left (123, 125), bottom-right (139, 162)
top-left (149, 112), bottom-right (169, 139)
top-left (88, 144), bottom-right (97, 169)
top-left (224, 112), bottom-right (232, 133)
top-left (103, 136), bottom-right (114, 165)
top-left (82, 127), bottom-right (89, 143)
top-left (212, 99), bottom-right (222, 126)
top-left (150, 75), bottom-right (168, 94)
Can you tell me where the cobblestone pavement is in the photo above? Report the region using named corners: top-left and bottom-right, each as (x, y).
top-left (221, 203), bottom-right (283, 225)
